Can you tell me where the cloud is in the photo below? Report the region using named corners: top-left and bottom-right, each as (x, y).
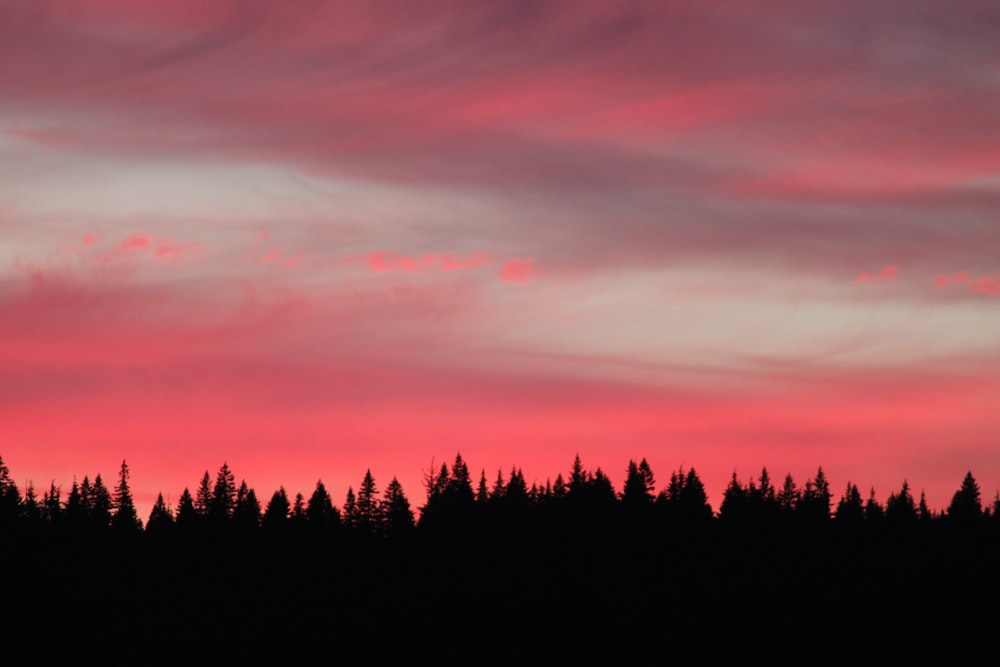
top-left (96, 233), bottom-right (200, 264)
top-left (360, 251), bottom-right (493, 273)
top-left (853, 265), bottom-right (898, 284)
top-left (499, 258), bottom-right (537, 283)
top-left (936, 271), bottom-right (1000, 296)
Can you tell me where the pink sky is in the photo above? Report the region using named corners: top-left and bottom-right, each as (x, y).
top-left (2, 1), bottom-right (1000, 515)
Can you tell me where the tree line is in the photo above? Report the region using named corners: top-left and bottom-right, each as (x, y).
top-left (2, 452), bottom-right (997, 539)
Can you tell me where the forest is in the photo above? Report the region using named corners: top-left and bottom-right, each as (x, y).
top-left (2, 453), bottom-right (998, 661)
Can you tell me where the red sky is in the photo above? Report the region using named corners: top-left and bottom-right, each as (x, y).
top-left (2, 1), bottom-right (1000, 516)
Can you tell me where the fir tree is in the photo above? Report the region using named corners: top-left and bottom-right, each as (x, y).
top-left (210, 463), bottom-right (237, 521)
top-left (146, 493), bottom-right (174, 536)
top-left (263, 487), bottom-right (291, 529)
top-left (947, 471), bottom-right (982, 524)
top-left (356, 470), bottom-right (380, 535)
top-left (194, 471), bottom-right (212, 517)
top-left (383, 477), bottom-right (415, 537)
top-left (175, 488), bottom-right (197, 531)
top-left (234, 481), bottom-right (262, 530)
top-left (111, 460), bottom-right (141, 532)
top-left (91, 474), bottom-right (112, 528)
top-left (306, 480), bottom-right (338, 531)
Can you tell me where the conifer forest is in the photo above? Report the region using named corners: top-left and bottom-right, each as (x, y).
top-left (1, 453), bottom-right (997, 661)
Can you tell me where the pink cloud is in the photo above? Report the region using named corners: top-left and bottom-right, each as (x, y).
top-left (970, 276), bottom-right (1000, 295)
top-left (261, 248), bottom-right (304, 267)
top-left (934, 271), bottom-right (972, 288)
top-left (853, 265), bottom-right (897, 284)
top-left (97, 233), bottom-right (199, 264)
top-left (934, 271), bottom-right (1000, 296)
top-left (81, 234), bottom-right (100, 247)
top-left (362, 252), bottom-right (492, 273)
top-left (500, 258), bottom-right (537, 284)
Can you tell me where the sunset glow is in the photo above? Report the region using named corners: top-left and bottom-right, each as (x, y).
top-left (3, 1), bottom-right (999, 515)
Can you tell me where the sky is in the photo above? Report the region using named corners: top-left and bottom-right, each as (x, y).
top-left (2, 0), bottom-right (1000, 516)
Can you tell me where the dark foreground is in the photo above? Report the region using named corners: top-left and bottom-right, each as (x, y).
top-left (3, 523), bottom-right (997, 663)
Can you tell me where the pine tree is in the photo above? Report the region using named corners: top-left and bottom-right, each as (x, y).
top-left (263, 487), bottom-right (291, 529)
top-left (342, 487), bottom-right (357, 531)
top-left (864, 487), bottom-right (884, 523)
top-left (476, 469), bottom-right (489, 504)
top-left (383, 477), bottom-right (415, 537)
top-left (448, 453), bottom-right (475, 506)
top-left (22, 483), bottom-right (40, 522)
top-left (885, 480), bottom-right (917, 524)
top-left (65, 480), bottom-right (85, 527)
top-left (917, 490), bottom-right (932, 523)
top-left (835, 483), bottom-right (864, 524)
top-left (719, 472), bottom-right (747, 522)
top-left (291, 493), bottom-right (306, 524)
top-left (234, 481), bottom-right (262, 531)
top-left (777, 473), bottom-right (800, 514)
top-left (306, 480), bottom-right (338, 531)
top-left (194, 471), bottom-right (212, 517)
top-left (210, 463), bottom-right (237, 521)
top-left (623, 459), bottom-right (655, 507)
top-left (111, 460), bottom-right (141, 532)
top-left (491, 469), bottom-right (506, 501)
top-left (356, 470), bottom-right (380, 535)
top-left (146, 493), bottom-right (174, 536)
top-left (91, 474), bottom-right (112, 528)
top-left (175, 488), bottom-right (197, 531)
top-left (42, 481), bottom-right (62, 523)
top-left (947, 471), bottom-right (982, 524)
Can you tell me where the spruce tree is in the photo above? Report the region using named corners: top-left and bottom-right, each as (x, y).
top-left (111, 460), bottom-right (141, 532)
top-left (194, 471), bottom-right (212, 517)
top-left (147, 493), bottom-right (174, 536)
top-left (210, 463), bottom-right (237, 521)
top-left (91, 474), bottom-right (112, 528)
top-left (947, 471), bottom-right (982, 524)
top-left (306, 480), bottom-right (338, 531)
top-left (263, 487), bottom-right (291, 530)
top-left (383, 477), bottom-right (415, 537)
top-left (357, 471), bottom-right (380, 535)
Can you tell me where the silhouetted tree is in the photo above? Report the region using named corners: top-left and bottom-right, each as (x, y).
top-left (476, 469), bottom-right (489, 504)
top-left (886, 481), bottom-right (917, 525)
top-left (290, 493), bottom-right (307, 529)
top-left (799, 467), bottom-right (832, 522)
top-left (22, 483), bottom-right (40, 523)
top-left (947, 471), bottom-right (982, 524)
top-left (623, 459), bottom-right (656, 508)
top-left (917, 490), bottom-right (932, 523)
top-left (0, 456), bottom-right (20, 525)
top-left (342, 487), bottom-right (357, 532)
top-left (175, 488), bottom-right (197, 532)
top-left (306, 480), bottom-right (339, 533)
top-left (490, 469), bottom-right (506, 501)
top-left (91, 474), bottom-right (112, 528)
top-left (777, 473), bottom-right (800, 515)
top-left (111, 460), bottom-right (141, 533)
top-left (719, 472), bottom-right (748, 522)
top-left (263, 487), bottom-right (291, 530)
top-left (146, 493), bottom-right (174, 536)
top-left (552, 474), bottom-right (567, 499)
top-left (210, 463), bottom-right (237, 522)
top-left (64, 480), bottom-right (85, 528)
top-left (42, 481), bottom-right (61, 523)
top-left (234, 481), bottom-right (262, 531)
top-left (865, 487), bottom-right (884, 523)
top-left (356, 470), bottom-right (380, 535)
top-left (382, 477), bottom-right (415, 537)
top-left (194, 471), bottom-right (212, 518)
top-left (835, 483), bottom-right (864, 525)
